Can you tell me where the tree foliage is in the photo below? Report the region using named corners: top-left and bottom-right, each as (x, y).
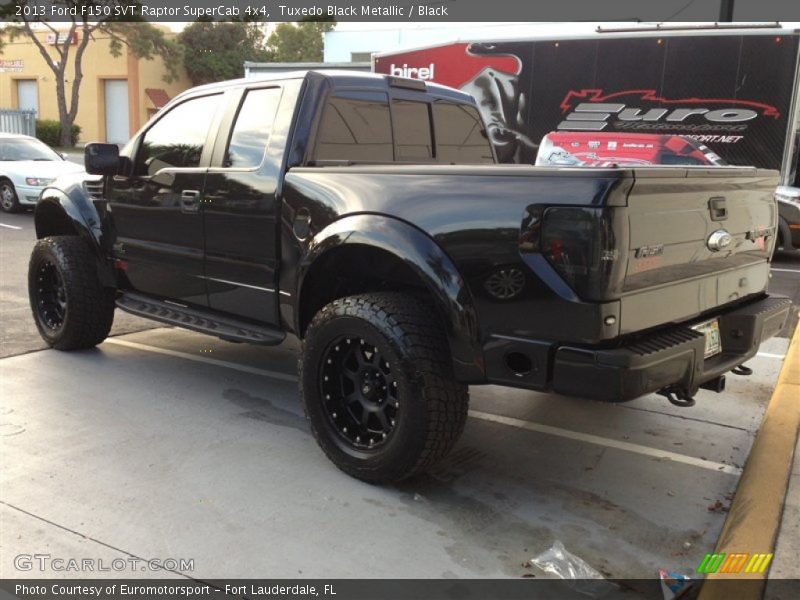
top-left (179, 20), bottom-right (270, 85)
top-left (265, 19), bottom-right (336, 63)
top-left (0, 1), bottom-right (183, 146)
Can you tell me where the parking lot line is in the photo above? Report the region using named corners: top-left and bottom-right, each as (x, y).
top-left (0, 223), bottom-right (22, 230)
top-left (105, 336), bottom-right (742, 476)
top-left (470, 410), bottom-right (742, 475)
top-left (770, 268), bottom-right (800, 274)
top-left (757, 352), bottom-right (787, 360)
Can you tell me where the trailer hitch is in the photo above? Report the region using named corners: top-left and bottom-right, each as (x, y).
top-left (657, 386), bottom-right (696, 407)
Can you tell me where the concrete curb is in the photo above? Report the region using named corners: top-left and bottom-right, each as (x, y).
top-left (698, 314), bottom-right (800, 599)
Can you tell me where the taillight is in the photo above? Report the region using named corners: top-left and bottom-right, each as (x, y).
top-left (540, 207), bottom-right (626, 301)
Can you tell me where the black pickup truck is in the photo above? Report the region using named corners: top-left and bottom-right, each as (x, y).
top-left (29, 71), bottom-right (790, 482)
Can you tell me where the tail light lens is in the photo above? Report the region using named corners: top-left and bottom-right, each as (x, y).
top-left (540, 207), bottom-right (626, 301)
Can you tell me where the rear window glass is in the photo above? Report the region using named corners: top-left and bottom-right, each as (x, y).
top-left (392, 100), bottom-right (433, 160)
top-left (316, 93), bottom-right (393, 162)
top-left (433, 103), bottom-right (494, 164)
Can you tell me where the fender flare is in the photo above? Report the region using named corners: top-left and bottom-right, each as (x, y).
top-left (34, 174), bottom-right (114, 285)
top-left (297, 214), bottom-right (485, 382)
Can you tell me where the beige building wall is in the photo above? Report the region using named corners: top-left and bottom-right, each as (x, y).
top-left (0, 26), bottom-right (192, 144)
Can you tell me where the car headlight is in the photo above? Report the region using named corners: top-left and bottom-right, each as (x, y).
top-left (25, 177), bottom-right (55, 187)
top-left (775, 186), bottom-right (800, 205)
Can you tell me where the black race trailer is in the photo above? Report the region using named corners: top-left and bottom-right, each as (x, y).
top-left (374, 24), bottom-right (800, 181)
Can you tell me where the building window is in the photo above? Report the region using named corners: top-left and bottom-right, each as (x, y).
top-left (350, 52), bottom-right (373, 62)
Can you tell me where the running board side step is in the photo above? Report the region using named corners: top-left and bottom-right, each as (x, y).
top-left (116, 292), bottom-right (285, 346)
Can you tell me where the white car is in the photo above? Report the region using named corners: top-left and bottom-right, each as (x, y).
top-left (0, 133), bottom-right (86, 213)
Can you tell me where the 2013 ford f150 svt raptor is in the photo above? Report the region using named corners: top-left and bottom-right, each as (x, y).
top-left (29, 71), bottom-right (791, 482)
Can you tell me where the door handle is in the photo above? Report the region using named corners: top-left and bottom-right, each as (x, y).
top-left (180, 189), bottom-right (201, 213)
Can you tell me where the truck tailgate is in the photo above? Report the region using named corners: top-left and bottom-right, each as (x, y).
top-left (620, 167), bottom-right (779, 333)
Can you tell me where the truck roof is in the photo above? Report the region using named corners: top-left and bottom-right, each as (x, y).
top-left (173, 70), bottom-right (473, 105)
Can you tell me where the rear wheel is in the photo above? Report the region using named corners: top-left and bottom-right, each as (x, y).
top-left (300, 293), bottom-right (469, 483)
top-left (0, 180), bottom-right (20, 213)
top-left (28, 236), bottom-right (115, 350)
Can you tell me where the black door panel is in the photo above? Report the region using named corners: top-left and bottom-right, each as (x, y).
top-left (107, 93), bottom-right (224, 306)
top-left (203, 86), bottom-right (284, 323)
top-left (203, 171), bottom-right (279, 321)
top-left (112, 169), bottom-right (208, 304)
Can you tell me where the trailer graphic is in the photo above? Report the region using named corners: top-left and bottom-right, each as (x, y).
top-left (374, 28), bottom-right (800, 178)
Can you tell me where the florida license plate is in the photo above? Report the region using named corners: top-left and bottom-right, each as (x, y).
top-left (692, 318), bottom-right (722, 359)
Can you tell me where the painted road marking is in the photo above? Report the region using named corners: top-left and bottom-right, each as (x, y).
top-left (0, 223), bottom-right (22, 230)
top-left (756, 352), bottom-right (787, 360)
top-left (770, 267), bottom-right (800, 274)
top-left (104, 337), bottom-right (742, 476)
top-left (469, 410), bottom-right (741, 475)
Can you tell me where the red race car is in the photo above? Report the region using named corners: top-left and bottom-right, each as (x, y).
top-left (535, 132), bottom-right (726, 167)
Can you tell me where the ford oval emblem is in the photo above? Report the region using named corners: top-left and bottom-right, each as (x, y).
top-left (707, 229), bottom-right (733, 252)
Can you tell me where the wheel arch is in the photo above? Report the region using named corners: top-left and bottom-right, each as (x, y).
top-left (296, 214), bottom-right (485, 383)
top-left (33, 176), bottom-right (114, 286)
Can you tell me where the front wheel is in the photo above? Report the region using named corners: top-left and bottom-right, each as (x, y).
top-left (28, 236), bottom-right (116, 350)
top-left (300, 293), bottom-right (469, 483)
top-left (0, 180), bottom-right (20, 213)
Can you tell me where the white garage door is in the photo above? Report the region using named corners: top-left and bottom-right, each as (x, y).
top-left (104, 80), bottom-right (130, 144)
top-left (17, 80), bottom-right (38, 114)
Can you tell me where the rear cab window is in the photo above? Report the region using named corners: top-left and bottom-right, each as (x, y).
top-left (316, 92), bottom-right (394, 163)
top-left (313, 90), bottom-right (494, 165)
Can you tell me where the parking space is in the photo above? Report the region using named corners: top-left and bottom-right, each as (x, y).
top-left (1, 212), bottom-right (799, 581)
top-left (0, 323), bottom-right (791, 579)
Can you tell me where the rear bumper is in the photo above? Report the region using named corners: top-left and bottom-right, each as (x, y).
top-left (550, 295), bottom-right (791, 402)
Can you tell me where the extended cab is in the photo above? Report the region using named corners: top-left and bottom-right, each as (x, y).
top-left (30, 71), bottom-right (791, 482)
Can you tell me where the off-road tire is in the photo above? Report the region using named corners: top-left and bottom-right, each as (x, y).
top-left (300, 292), bottom-right (469, 483)
top-left (28, 236), bottom-right (115, 350)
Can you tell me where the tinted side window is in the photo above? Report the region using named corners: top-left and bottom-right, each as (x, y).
top-left (136, 94), bottom-right (221, 175)
top-left (392, 100), bottom-right (433, 160)
top-left (226, 87), bottom-right (282, 168)
top-left (317, 93), bottom-right (393, 162)
top-left (433, 103), bottom-right (494, 164)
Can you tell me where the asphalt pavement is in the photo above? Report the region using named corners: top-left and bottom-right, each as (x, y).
top-left (1, 207), bottom-right (799, 583)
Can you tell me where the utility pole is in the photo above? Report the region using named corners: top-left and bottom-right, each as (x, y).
top-left (719, 0), bottom-right (735, 21)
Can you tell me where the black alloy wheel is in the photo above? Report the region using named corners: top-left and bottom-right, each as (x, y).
top-left (33, 259), bottom-right (67, 332)
top-left (320, 335), bottom-right (400, 450)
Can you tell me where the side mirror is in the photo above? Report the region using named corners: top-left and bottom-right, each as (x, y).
top-left (85, 143), bottom-right (120, 176)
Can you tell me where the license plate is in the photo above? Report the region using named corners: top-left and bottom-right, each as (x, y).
top-left (692, 318), bottom-right (722, 359)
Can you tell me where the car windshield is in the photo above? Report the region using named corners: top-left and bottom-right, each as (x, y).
top-left (0, 139), bottom-right (62, 161)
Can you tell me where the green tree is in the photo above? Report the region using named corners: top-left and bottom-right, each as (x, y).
top-left (266, 19), bottom-right (336, 63)
top-left (0, 1), bottom-right (182, 147)
top-left (178, 20), bottom-right (270, 86)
